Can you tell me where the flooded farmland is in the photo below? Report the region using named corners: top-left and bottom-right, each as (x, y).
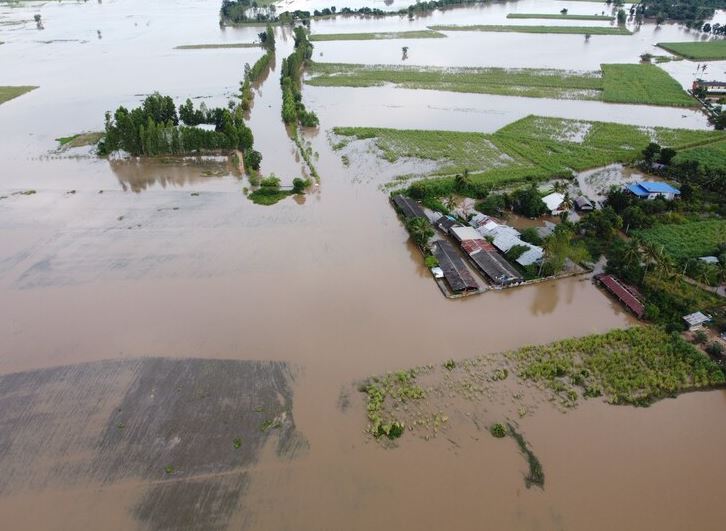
top-left (1, 1), bottom-right (726, 530)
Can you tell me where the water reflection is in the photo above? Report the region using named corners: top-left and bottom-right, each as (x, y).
top-left (110, 157), bottom-right (234, 193)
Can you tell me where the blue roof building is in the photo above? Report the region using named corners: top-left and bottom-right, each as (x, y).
top-left (626, 181), bottom-right (681, 200)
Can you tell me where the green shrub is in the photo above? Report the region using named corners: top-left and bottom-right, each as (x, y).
top-left (490, 423), bottom-right (507, 438)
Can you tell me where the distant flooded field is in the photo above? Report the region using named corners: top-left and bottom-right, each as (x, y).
top-left (1, 1), bottom-right (725, 530)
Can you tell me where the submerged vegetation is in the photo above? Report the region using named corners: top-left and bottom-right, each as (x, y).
top-left (507, 13), bottom-right (613, 21)
top-left (56, 132), bottom-right (104, 149)
top-left (428, 24), bottom-right (632, 35)
top-left (174, 42), bottom-right (260, 49)
top-left (656, 40), bottom-right (726, 60)
top-left (240, 25), bottom-right (275, 112)
top-left (601, 64), bottom-right (695, 107)
top-left (281, 27), bottom-right (318, 129)
top-left (0, 85), bottom-right (37, 105)
top-left (507, 424), bottom-right (544, 489)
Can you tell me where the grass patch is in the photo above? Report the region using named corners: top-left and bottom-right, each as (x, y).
top-left (362, 369), bottom-right (428, 439)
top-left (308, 63), bottom-right (603, 100)
top-left (0, 85), bottom-right (37, 105)
top-left (601, 64), bottom-right (694, 107)
top-left (429, 24), bottom-right (632, 35)
top-left (56, 131), bottom-right (104, 149)
top-left (657, 40), bottom-right (726, 61)
top-left (248, 189), bottom-right (292, 205)
top-left (507, 13), bottom-right (613, 20)
top-left (310, 30), bottom-right (445, 41)
top-left (633, 220), bottom-right (726, 262)
top-left (674, 139), bottom-right (726, 172)
top-left (175, 42), bottom-right (260, 49)
top-left (333, 115), bottom-right (726, 190)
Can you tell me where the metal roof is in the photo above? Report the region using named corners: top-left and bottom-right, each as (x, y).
top-left (627, 182), bottom-right (680, 197)
top-left (450, 226), bottom-right (482, 242)
top-left (433, 240), bottom-right (479, 293)
top-left (468, 248), bottom-right (523, 286)
top-left (683, 312), bottom-right (711, 327)
top-left (597, 275), bottom-right (645, 318)
top-left (542, 192), bottom-right (565, 212)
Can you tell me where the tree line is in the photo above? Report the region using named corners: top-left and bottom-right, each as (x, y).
top-left (281, 27), bottom-right (319, 128)
top-left (240, 25), bottom-right (275, 112)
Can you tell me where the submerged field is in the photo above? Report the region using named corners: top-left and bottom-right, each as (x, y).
top-left (362, 326), bottom-right (724, 442)
top-left (0, 86), bottom-right (37, 105)
top-left (429, 24), bottom-right (632, 35)
top-left (174, 42), bottom-right (260, 49)
top-left (308, 63), bottom-right (691, 106)
top-left (657, 40), bottom-right (726, 60)
top-left (634, 220), bottom-right (726, 262)
top-left (309, 30), bottom-right (445, 41)
top-left (507, 13), bottom-right (614, 20)
top-left (333, 115), bottom-right (726, 189)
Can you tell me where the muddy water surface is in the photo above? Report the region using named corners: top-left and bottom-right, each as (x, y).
top-left (1, 1), bottom-right (725, 530)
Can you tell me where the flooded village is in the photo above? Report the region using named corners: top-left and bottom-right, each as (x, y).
top-left (1, 0), bottom-right (726, 530)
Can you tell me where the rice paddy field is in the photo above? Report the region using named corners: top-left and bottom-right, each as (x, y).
top-left (334, 116), bottom-right (726, 189)
top-left (308, 63), bottom-right (692, 107)
top-left (428, 24), bottom-right (632, 35)
top-left (0, 85), bottom-right (37, 105)
top-left (657, 40), bottom-right (726, 60)
top-left (506, 14), bottom-right (614, 21)
top-left (309, 30), bottom-right (445, 41)
top-left (601, 64), bottom-right (695, 107)
top-left (633, 220), bottom-right (726, 262)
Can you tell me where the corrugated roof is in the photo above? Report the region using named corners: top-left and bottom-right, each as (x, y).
top-left (638, 181), bottom-right (680, 194)
top-left (468, 248), bottom-right (523, 286)
top-left (433, 240), bottom-right (479, 293)
top-left (598, 275), bottom-right (645, 318)
top-left (683, 311), bottom-right (711, 326)
top-left (461, 239), bottom-right (495, 254)
top-left (435, 215), bottom-right (460, 233)
top-left (542, 192), bottom-right (565, 212)
top-left (450, 226), bottom-right (482, 242)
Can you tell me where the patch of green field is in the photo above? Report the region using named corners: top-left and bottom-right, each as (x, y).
top-left (657, 40), bottom-right (726, 61)
top-left (674, 139), bottom-right (726, 172)
top-left (56, 131), bottom-right (104, 149)
top-left (308, 62), bottom-right (603, 100)
top-left (175, 43), bottom-right (260, 49)
top-left (507, 13), bottom-right (613, 20)
top-left (0, 85), bottom-right (37, 105)
top-left (334, 115), bottom-right (726, 190)
top-left (309, 30), bottom-right (445, 41)
top-left (601, 64), bottom-right (694, 107)
top-left (633, 220), bottom-right (726, 262)
top-left (248, 189), bottom-right (292, 205)
top-left (429, 24), bottom-right (632, 35)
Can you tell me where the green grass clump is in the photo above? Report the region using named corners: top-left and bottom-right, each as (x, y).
top-left (489, 423), bottom-right (507, 438)
top-left (56, 132), bottom-right (104, 148)
top-left (310, 30), bottom-right (445, 41)
top-left (308, 63), bottom-right (602, 100)
top-left (657, 40), bottom-right (726, 61)
top-left (601, 64), bottom-right (694, 107)
top-left (0, 85), bottom-right (38, 105)
top-left (633, 220), bottom-right (726, 262)
top-left (175, 42), bottom-right (260, 49)
top-left (507, 13), bottom-right (613, 20)
top-left (429, 24), bottom-right (632, 35)
top-left (248, 189), bottom-right (291, 205)
top-left (513, 327), bottom-right (725, 406)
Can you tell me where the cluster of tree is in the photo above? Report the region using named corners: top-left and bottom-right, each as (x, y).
top-left (699, 22), bottom-right (726, 34)
top-left (220, 0), bottom-right (276, 23)
top-left (281, 27), bottom-right (319, 128)
top-left (99, 93), bottom-right (261, 170)
top-left (240, 26), bottom-right (275, 112)
top-left (634, 0), bottom-right (723, 27)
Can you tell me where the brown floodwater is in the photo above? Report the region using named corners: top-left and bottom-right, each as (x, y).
top-left (1, 1), bottom-right (725, 529)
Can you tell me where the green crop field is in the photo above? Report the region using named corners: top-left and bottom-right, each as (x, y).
top-left (0, 85), bottom-right (37, 105)
top-left (657, 40), bottom-right (726, 60)
top-left (308, 63), bottom-right (603, 100)
top-left (309, 30), bottom-right (445, 41)
top-left (601, 64), bottom-right (695, 107)
top-left (674, 139), bottom-right (726, 172)
top-left (308, 62), bottom-right (688, 107)
top-left (333, 116), bottom-right (726, 191)
top-left (429, 24), bottom-right (632, 35)
top-left (507, 13), bottom-right (613, 20)
top-left (634, 220), bottom-right (726, 262)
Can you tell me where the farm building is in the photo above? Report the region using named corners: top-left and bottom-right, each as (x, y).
top-left (392, 195), bottom-right (426, 220)
top-left (595, 274), bottom-right (645, 318)
top-left (575, 196), bottom-right (594, 211)
top-left (626, 181), bottom-right (681, 201)
top-left (692, 79), bottom-right (726, 98)
top-left (683, 311), bottom-right (712, 331)
top-left (432, 240), bottom-right (479, 293)
top-left (542, 192), bottom-right (566, 215)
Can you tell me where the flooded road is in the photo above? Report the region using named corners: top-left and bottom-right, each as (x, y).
top-left (1, 1), bottom-right (726, 530)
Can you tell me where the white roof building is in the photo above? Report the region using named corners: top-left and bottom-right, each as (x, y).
top-left (477, 219), bottom-right (543, 266)
top-left (450, 226), bottom-right (483, 242)
top-left (542, 192), bottom-right (566, 215)
top-left (683, 311), bottom-right (712, 330)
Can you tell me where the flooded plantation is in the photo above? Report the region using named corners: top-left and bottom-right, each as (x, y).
top-left (1, 0), bottom-right (726, 530)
